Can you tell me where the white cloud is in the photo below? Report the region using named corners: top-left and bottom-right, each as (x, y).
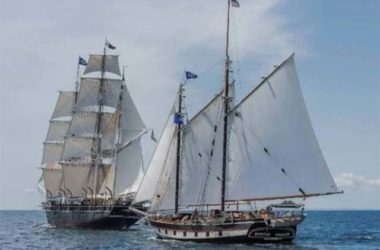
top-left (334, 172), bottom-right (380, 189)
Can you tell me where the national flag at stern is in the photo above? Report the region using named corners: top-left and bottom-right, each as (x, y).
top-left (231, 0), bottom-right (240, 8)
top-left (185, 71), bottom-right (198, 80)
top-left (78, 57), bottom-right (87, 66)
top-left (105, 39), bottom-right (116, 50)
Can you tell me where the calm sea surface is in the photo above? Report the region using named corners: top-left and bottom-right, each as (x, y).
top-left (0, 210), bottom-right (379, 250)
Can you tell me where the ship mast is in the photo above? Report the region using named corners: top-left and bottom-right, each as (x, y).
top-left (92, 45), bottom-right (106, 198)
top-left (174, 83), bottom-right (184, 214)
top-left (221, 0), bottom-right (231, 212)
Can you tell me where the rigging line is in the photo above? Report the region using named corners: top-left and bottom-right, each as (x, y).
top-left (195, 59), bottom-right (225, 79)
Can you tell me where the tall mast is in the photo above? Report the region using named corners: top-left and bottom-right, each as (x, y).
top-left (221, 0), bottom-right (231, 212)
top-left (74, 61), bottom-right (80, 103)
top-left (92, 46), bottom-right (106, 198)
top-left (174, 83), bottom-right (184, 214)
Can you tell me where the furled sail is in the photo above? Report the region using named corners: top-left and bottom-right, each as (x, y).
top-left (133, 107), bottom-right (177, 205)
top-left (83, 55), bottom-right (121, 76)
top-left (226, 55), bottom-right (339, 201)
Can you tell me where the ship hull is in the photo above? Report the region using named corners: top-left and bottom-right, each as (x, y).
top-left (148, 217), bottom-right (302, 243)
top-left (44, 205), bottom-right (140, 229)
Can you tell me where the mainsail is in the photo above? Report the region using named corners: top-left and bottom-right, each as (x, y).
top-left (41, 53), bottom-right (146, 200)
top-left (227, 54), bottom-right (338, 201)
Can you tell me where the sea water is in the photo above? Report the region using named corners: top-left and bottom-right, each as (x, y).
top-left (0, 210), bottom-right (379, 249)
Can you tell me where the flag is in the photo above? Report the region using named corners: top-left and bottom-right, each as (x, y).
top-left (174, 112), bottom-right (184, 125)
top-left (105, 39), bottom-right (116, 50)
top-left (185, 71), bottom-right (198, 80)
top-left (78, 57), bottom-right (87, 66)
top-left (150, 130), bottom-right (158, 143)
top-left (231, 0), bottom-right (240, 7)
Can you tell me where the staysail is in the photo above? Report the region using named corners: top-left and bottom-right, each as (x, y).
top-left (133, 107), bottom-right (177, 207)
top-left (113, 86), bottom-right (147, 196)
top-left (227, 54), bottom-right (339, 201)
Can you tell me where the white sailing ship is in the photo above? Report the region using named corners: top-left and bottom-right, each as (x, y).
top-left (40, 43), bottom-right (148, 229)
top-left (131, 0), bottom-right (342, 242)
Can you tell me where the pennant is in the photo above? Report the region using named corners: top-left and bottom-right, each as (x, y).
top-left (231, 0), bottom-right (240, 7)
top-left (78, 57), bottom-right (87, 66)
top-left (185, 71), bottom-right (198, 80)
top-left (105, 39), bottom-right (116, 50)
top-left (150, 130), bottom-right (158, 143)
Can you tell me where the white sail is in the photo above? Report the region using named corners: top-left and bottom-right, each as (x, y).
top-left (133, 107), bottom-right (177, 205)
top-left (110, 85), bottom-right (146, 196)
top-left (62, 163), bottom-right (111, 197)
top-left (61, 137), bottom-right (94, 162)
top-left (41, 163), bottom-right (62, 196)
top-left (42, 142), bottom-right (64, 164)
top-left (119, 86), bottom-right (146, 144)
top-left (46, 120), bottom-right (70, 142)
top-left (114, 139), bottom-right (144, 196)
top-left (227, 55), bottom-right (339, 201)
top-left (178, 90), bottom-right (226, 207)
top-left (51, 91), bottom-right (75, 120)
top-left (75, 78), bottom-right (122, 112)
top-left (152, 132), bottom-right (178, 211)
top-left (83, 55), bottom-right (121, 76)
top-left (67, 111), bottom-right (115, 138)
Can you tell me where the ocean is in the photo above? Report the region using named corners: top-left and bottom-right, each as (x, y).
top-left (0, 210), bottom-right (379, 250)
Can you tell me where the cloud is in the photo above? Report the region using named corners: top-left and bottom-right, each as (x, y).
top-left (334, 172), bottom-right (380, 189)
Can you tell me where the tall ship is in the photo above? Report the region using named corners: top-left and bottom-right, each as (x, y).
top-left (39, 41), bottom-right (147, 229)
top-left (131, 0), bottom-right (342, 243)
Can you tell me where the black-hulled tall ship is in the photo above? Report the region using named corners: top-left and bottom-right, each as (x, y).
top-left (39, 42), bottom-right (147, 229)
top-left (131, 0), bottom-right (342, 243)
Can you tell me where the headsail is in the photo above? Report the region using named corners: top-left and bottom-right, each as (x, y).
top-left (133, 107), bottom-right (177, 206)
top-left (227, 55), bottom-right (339, 201)
top-left (112, 85), bottom-right (147, 196)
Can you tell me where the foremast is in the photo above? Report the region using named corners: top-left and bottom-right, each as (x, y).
top-left (92, 46), bottom-right (107, 198)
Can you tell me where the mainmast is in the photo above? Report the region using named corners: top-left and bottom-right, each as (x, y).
top-left (221, 0), bottom-right (231, 212)
top-left (92, 46), bottom-right (106, 198)
top-left (174, 83), bottom-right (184, 214)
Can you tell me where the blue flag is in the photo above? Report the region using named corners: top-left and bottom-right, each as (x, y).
top-left (78, 57), bottom-right (87, 66)
top-left (174, 113), bottom-right (184, 125)
top-left (185, 71), bottom-right (198, 80)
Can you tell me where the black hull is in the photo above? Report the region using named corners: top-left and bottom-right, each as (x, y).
top-left (149, 219), bottom-right (298, 243)
top-left (43, 204), bottom-right (141, 230)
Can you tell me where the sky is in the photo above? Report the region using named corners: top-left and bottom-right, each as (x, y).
top-left (0, 0), bottom-right (379, 210)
